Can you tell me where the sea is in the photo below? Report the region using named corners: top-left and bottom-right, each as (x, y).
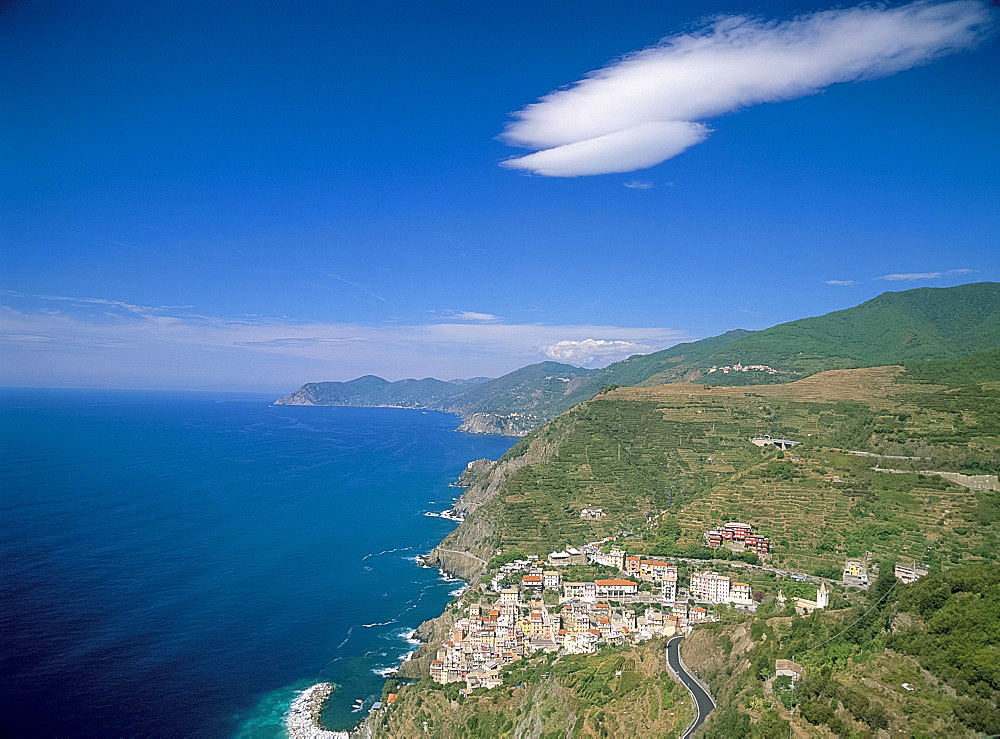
top-left (0, 389), bottom-right (516, 737)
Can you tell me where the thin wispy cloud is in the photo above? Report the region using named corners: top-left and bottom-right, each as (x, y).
top-left (317, 270), bottom-right (390, 305)
top-left (500, 1), bottom-right (992, 176)
top-left (877, 268), bottom-right (973, 280)
top-left (0, 299), bottom-right (691, 389)
top-left (623, 180), bottom-right (655, 190)
top-left (825, 279), bottom-right (859, 286)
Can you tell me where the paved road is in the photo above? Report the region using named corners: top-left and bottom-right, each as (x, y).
top-left (667, 635), bottom-right (715, 739)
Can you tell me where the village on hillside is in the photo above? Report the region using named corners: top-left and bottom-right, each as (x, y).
top-left (425, 510), bottom-right (927, 693)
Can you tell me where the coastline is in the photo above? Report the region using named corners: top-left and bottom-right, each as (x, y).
top-left (285, 410), bottom-right (526, 736)
top-left (285, 683), bottom-right (349, 738)
top-left (300, 453), bottom-right (495, 735)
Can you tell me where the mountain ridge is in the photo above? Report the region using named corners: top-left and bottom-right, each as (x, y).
top-left (275, 282), bottom-right (1000, 434)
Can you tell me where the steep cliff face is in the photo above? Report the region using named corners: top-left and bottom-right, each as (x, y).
top-left (395, 607), bottom-right (463, 680)
top-left (456, 412), bottom-right (534, 436)
top-left (452, 433), bottom-right (560, 518)
top-left (422, 430), bottom-right (561, 581)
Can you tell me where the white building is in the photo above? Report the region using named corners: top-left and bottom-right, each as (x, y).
top-left (690, 571), bottom-right (732, 604)
top-left (730, 581), bottom-right (753, 606)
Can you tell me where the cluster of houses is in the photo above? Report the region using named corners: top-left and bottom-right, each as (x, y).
top-left (842, 556), bottom-right (930, 588)
top-left (430, 580), bottom-right (713, 692)
top-left (434, 546), bottom-right (764, 691)
top-left (704, 521), bottom-right (771, 556)
top-left (707, 362), bottom-right (778, 375)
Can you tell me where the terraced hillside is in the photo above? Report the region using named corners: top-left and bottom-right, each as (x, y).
top-left (448, 359), bottom-right (999, 577)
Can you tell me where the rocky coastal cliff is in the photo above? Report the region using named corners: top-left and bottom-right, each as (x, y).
top-left (456, 412), bottom-right (533, 436)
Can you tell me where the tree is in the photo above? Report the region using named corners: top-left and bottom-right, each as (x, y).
top-left (704, 707), bottom-right (751, 738)
top-left (751, 709), bottom-right (790, 739)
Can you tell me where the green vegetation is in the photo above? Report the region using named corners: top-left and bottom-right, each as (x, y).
top-left (462, 362), bottom-right (998, 573)
top-left (280, 283), bottom-right (1000, 434)
top-left (366, 287), bottom-right (1000, 737)
top-left (367, 639), bottom-right (694, 738)
top-left (691, 562), bottom-right (1000, 737)
top-left (900, 348), bottom-right (1000, 387)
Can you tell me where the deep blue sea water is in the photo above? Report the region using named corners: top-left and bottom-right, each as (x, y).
top-left (0, 389), bottom-right (515, 737)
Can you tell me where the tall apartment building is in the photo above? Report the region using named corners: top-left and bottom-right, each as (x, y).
top-left (690, 571), bottom-right (732, 604)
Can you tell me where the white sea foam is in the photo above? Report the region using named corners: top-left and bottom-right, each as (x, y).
top-left (334, 626), bottom-right (354, 650)
top-left (395, 627), bottom-right (421, 646)
top-left (371, 649), bottom-right (417, 677)
top-left (361, 545), bottom-right (414, 561)
top-left (361, 619), bottom-right (396, 628)
top-left (284, 683), bottom-right (348, 738)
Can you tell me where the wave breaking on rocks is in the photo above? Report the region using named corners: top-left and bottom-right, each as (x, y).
top-left (285, 683), bottom-right (349, 739)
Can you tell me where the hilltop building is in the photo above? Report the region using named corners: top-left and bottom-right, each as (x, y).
top-left (705, 522), bottom-right (770, 556)
top-left (775, 659), bottom-right (806, 683)
top-left (580, 507), bottom-right (607, 519)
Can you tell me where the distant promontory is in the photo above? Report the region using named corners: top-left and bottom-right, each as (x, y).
top-left (276, 283), bottom-right (1000, 435)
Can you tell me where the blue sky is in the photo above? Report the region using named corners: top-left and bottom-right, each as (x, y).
top-left (2, 0), bottom-right (998, 391)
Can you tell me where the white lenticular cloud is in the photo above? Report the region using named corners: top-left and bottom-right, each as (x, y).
top-left (542, 338), bottom-right (651, 366)
top-left (501, 1), bottom-right (992, 176)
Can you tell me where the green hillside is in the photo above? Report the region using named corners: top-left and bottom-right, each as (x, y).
top-left (274, 374), bottom-right (467, 408)
top-left (446, 356), bottom-right (1000, 574)
top-left (686, 563), bottom-right (999, 737)
top-left (577, 281), bottom-right (1000, 391)
top-left (446, 361), bottom-right (594, 418)
top-left (369, 353), bottom-right (1000, 738)
top-left (277, 282), bottom-right (1000, 433)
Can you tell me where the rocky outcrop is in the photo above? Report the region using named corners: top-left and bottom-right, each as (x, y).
top-left (456, 412), bottom-right (533, 436)
top-left (395, 608), bottom-right (463, 680)
top-left (274, 387), bottom-right (318, 405)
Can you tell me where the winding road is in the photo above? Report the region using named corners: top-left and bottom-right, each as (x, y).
top-left (667, 635), bottom-right (716, 739)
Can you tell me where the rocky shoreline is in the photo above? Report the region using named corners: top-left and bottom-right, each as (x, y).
top-left (301, 436), bottom-right (541, 736)
top-left (285, 683), bottom-right (349, 738)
